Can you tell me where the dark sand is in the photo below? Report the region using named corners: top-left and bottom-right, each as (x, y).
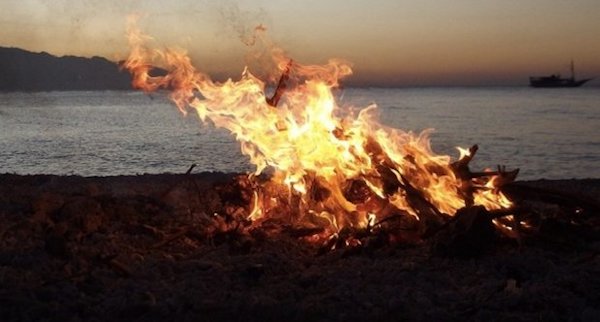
top-left (1, 173), bottom-right (599, 321)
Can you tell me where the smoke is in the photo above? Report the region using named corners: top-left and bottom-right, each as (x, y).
top-left (208, 1), bottom-right (285, 83)
top-left (215, 1), bottom-right (271, 46)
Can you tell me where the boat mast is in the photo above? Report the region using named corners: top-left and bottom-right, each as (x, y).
top-left (570, 59), bottom-right (575, 80)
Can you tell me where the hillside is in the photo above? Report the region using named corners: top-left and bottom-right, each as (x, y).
top-left (0, 47), bottom-right (132, 91)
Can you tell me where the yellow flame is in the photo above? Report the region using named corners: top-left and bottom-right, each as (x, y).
top-left (122, 17), bottom-right (513, 236)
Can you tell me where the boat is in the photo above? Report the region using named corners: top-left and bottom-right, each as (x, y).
top-left (529, 61), bottom-right (592, 88)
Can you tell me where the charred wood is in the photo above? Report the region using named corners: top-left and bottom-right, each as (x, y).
top-left (433, 206), bottom-right (498, 258)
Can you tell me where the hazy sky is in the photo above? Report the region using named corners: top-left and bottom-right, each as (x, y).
top-left (1, 0), bottom-right (599, 86)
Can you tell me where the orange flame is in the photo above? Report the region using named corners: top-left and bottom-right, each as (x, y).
top-left (122, 17), bottom-right (514, 237)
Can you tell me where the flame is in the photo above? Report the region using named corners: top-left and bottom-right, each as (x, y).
top-left (122, 17), bottom-right (514, 238)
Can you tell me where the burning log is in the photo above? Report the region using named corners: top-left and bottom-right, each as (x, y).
top-left (398, 174), bottom-right (447, 220)
top-left (266, 59), bottom-right (293, 107)
top-left (451, 145), bottom-right (519, 205)
top-left (450, 145), bottom-right (479, 178)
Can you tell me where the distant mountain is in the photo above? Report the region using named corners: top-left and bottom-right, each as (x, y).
top-left (0, 47), bottom-right (133, 91)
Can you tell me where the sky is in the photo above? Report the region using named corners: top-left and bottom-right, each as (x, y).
top-left (1, 0), bottom-right (599, 86)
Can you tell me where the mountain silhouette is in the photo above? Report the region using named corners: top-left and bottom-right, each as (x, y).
top-left (0, 47), bottom-right (133, 91)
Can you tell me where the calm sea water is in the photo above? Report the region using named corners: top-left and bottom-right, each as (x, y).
top-left (1, 88), bottom-right (599, 180)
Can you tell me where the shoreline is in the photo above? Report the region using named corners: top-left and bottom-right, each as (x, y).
top-left (2, 171), bottom-right (600, 195)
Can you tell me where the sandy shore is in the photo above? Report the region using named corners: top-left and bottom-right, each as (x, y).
top-left (1, 173), bottom-right (599, 321)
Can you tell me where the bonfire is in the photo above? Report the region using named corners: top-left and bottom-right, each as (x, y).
top-left (121, 17), bottom-right (521, 250)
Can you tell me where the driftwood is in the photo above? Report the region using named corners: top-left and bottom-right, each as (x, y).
top-left (502, 182), bottom-right (600, 214)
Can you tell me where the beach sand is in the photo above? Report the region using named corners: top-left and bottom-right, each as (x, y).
top-left (1, 173), bottom-right (599, 321)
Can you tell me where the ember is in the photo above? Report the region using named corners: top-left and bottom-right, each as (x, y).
top-left (122, 17), bottom-right (519, 244)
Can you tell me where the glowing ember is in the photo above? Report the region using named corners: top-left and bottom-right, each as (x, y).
top-left (122, 17), bottom-right (517, 240)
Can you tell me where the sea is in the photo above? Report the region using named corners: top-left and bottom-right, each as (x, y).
top-left (1, 88), bottom-right (599, 180)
